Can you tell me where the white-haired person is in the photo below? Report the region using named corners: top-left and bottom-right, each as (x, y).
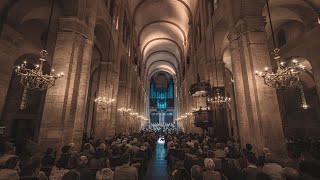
top-left (96, 168), bottom-right (114, 180)
top-left (202, 158), bottom-right (222, 180)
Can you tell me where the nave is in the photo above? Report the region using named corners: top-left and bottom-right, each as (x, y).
top-left (0, 0), bottom-right (320, 179)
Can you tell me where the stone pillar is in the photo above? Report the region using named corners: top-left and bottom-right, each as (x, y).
top-left (0, 24), bottom-right (23, 119)
top-left (39, 17), bottom-right (95, 151)
top-left (228, 17), bottom-right (287, 157)
top-left (94, 62), bottom-right (112, 139)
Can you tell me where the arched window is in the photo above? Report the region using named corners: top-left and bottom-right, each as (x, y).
top-left (277, 29), bottom-right (286, 47)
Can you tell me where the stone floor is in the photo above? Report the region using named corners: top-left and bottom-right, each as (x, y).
top-left (145, 139), bottom-right (168, 180)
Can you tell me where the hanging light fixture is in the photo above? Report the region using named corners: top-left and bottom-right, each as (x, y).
top-left (207, 21), bottom-right (231, 108)
top-left (189, 73), bottom-right (211, 97)
top-left (207, 89), bottom-right (231, 109)
top-left (299, 83), bottom-right (309, 109)
top-left (95, 22), bottom-right (115, 110)
top-left (15, 0), bottom-right (63, 91)
top-left (255, 0), bottom-right (305, 90)
top-left (95, 97), bottom-right (115, 110)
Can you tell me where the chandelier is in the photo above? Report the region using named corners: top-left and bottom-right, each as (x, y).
top-left (207, 89), bottom-right (231, 109)
top-left (15, 50), bottom-right (64, 91)
top-left (15, 0), bottom-right (63, 91)
top-left (255, 0), bottom-right (305, 90)
top-left (189, 73), bottom-right (211, 97)
top-left (118, 108), bottom-right (132, 113)
top-left (130, 112), bottom-right (138, 116)
top-left (95, 97), bottom-right (115, 110)
top-left (255, 49), bottom-right (305, 89)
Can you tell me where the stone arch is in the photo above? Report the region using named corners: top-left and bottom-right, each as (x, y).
top-left (277, 56), bottom-right (320, 138)
top-left (262, 0), bottom-right (319, 41)
top-left (84, 44), bottom-right (103, 138)
top-left (94, 23), bottom-right (113, 62)
top-left (1, 53), bottom-right (51, 146)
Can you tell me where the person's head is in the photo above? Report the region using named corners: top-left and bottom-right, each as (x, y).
top-left (191, 165), bottom-right (203, 180)
top-left (99, 143), bottom-right (107, 150)
top-left (111, 146), bottom-right (120, 156)
top-left (83, 143), bottom-right (91, 151)
top-left (120, 153), bottom-right (130, 164)
top-left (283, 167), bottom-right (300, 180)
top-left (45, 148), bottom-right (54, 156)
top-left (204, 158), bottom-right (215, 170)
top-left (68, 143), bottom-right (75, 151)
top-left (62, 169), bottom-right (80, 180)
top-left (95, 149), bottom-right (105, 159)
top-left (56, 155), bottom-right (70, 169)
top-left (77, 155), bottom-right (88, 168)
top-left (265, 153), bottom-right (276, 163)
top-left (62, 145), bottom-right (71, 154)
top-left (96, 168), bottom-right (114, 180)
top-left (246, 144), bottom-right (253, 151)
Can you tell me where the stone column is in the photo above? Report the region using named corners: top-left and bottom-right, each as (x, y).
top-left (94, 62), bottom-right (113, 139)
top-left (0, 24), bottom-right (23, 119)
top-left (39, 17), bottom-right (95, 151)
top-left (228, 17), bottom-right (287, 157)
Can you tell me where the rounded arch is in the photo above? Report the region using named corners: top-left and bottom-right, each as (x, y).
top-left (132, 0), bottom-right (193, 26)
top-left (147, 61), bottom-right (177, 78)
top-left (2, 53), bottom-right (50, 142)
top-left (142, 38), bottom-right (182, 58)
top-left (145, 50), bottom-right (180, 65)
top-left (138, 20), bottom-right (186, 43)
top-left (94, 23), bottom-right (113, 62)
top-left (147, 60), bottom-right (178, 74)
top-left (262, 0), bottom-right (319, 38)
top-left (134, 0), bottom-right (191, 37)
top-left (145, 51), bottom-right (179, 69)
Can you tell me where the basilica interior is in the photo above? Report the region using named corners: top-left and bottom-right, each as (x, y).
top-left (0, 0), bottom-right (320, 179)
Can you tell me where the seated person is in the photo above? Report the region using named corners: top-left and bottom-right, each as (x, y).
top-left (114, 153), bottom-right (138, 180)
top-left (203, 158), bottom-right (221, 180)
top-left (96, 168), bottom-right (114, 180)
top-left (75, 156), bottom-right (93, 180)
top-left (191, 165), bottom-right (203, 180)
top-left (41, 148), bottom-right (55, 166)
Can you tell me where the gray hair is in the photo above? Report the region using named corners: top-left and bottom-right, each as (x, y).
top-left (204, 158), bottom-right (215, 170)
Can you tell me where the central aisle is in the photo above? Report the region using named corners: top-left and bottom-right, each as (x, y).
top-left (145, 139), bottom-right (168, 180)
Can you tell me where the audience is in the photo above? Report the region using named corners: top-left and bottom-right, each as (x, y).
top-left (0, 129), bottom-right (320, 180)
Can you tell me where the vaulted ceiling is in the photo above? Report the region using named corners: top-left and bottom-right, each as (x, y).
top-left (128, 0), bottom-right (197, 78)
